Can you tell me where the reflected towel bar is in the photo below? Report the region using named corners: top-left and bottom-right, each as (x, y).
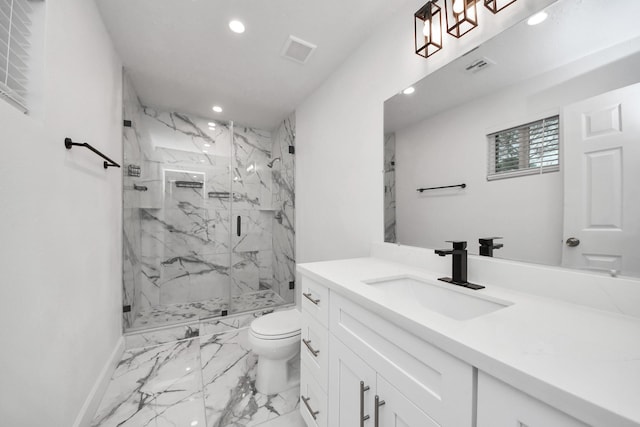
top-left (417, 183), bottom-right (466, 192)
top-left (64, 137), bottom-right (120, 169)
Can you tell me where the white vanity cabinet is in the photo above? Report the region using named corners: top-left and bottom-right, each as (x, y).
top-left (477, 372), bottom-right (589, 427)
top-left (300, 276), bottom-right (330, 427)
top-left (299, 274), bottom-right (475, 427)
top-left (330, 335), bottom-right (440, 427)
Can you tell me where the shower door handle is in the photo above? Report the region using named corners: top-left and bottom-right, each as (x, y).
top-left (236, 215), bottom-right (241, 237)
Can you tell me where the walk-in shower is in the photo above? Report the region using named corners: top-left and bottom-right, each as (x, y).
top-left (121, 75), bottom-right (296, 332)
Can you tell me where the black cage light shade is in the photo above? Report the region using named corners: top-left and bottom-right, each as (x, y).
top-left (444, 0), bottom-right (479, 38)
top-left (415, 1), bottom-right (443, 58)
top-left (484, 0), bottom-right (517, 14)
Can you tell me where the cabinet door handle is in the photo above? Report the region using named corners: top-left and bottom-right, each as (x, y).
top-left (374, 395), bottom-right (385, 427)
top-left (303, 292), bottom-right (320, 305)
top-left (360, 381), bottom-right (370, 427)
top-left (301, 395), bottom-right (319, 420)
top-left (236, 215), bottom-right (241, 237)
top-left (302, 338), bottom-right (320, 357)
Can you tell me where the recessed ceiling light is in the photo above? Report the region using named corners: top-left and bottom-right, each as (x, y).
top-left (229, 20), bottom-right (245, 34)
top-left (212, 106), bottom-right (223, 113)
top-left (527, 11), bottom-right (548, 26)
top-left (207, 122), bottom-right (216, 127)
top-left (403, 87), bottom-right (415, 95)
top-left (204, 143), bottom-right (211, 147)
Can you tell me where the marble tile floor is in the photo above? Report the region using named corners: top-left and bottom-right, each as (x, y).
top-left (132, 290), bottom-right (287, 330)
top-left (92, 327), bottom-right (304, 427)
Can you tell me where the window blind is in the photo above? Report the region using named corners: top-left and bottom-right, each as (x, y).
top-left (487, 115), bottom-right (560, 180)
top-left (0, 0), bottom-right (33, 112)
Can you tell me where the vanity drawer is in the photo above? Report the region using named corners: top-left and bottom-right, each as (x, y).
top-left (301, 276), bottom-right (329, 327)
top-left (301, 312), bottom-right (329, 391)
top-left (477, 371), bottom-right (588, 427)
top-left (329, 292), bottom-right (474, 427)
top-left (300, 363), bottom-right (328, 427)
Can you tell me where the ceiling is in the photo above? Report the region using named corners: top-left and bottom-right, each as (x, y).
top-left (384, 0), bottom-right (640, 132)
top-left (96, 0), bottom-right (408, 130)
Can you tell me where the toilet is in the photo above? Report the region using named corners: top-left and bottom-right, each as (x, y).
top-left (248, 309), bottom-right (301, 395)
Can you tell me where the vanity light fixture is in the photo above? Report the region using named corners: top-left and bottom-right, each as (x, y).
top-left (484, 0), bottom-right (517, 14)
top-left (444, 0), bottom-right (479, 38)
top-left (414, 1), bottom-right (443, 58)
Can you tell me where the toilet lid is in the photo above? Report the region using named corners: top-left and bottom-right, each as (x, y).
top-left (251, 309), bottom-right (301, 338)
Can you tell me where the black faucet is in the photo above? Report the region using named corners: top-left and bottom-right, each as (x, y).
top-left (434, 241), bottom-right (484, 290)
top-left (479, 237), bottom-right (503, 257)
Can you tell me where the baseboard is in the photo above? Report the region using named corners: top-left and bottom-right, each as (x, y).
top-left (72, 335), bottom-right (125, 427)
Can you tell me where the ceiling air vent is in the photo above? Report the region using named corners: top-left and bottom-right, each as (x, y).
top-left (464, 57), bottom-right (495, 74)
top-left (281, 36), bottom-right (316, 64)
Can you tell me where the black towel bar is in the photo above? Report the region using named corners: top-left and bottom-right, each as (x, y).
top-left (64, 137), bottom-right (120, 169)
top-left (417, 183), bottom-right (466, 192)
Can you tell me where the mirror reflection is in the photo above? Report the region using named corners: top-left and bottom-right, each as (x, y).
top-left (384, 0), bottom-right (640, 277)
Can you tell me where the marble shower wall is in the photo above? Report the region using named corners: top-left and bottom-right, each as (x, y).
top-left (384, 133), bottom-right (396, 243)
top-left (122, 83), bottom-right (296, 329)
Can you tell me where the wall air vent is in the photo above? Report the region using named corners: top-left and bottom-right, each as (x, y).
top-left (281, 36), bottom-right (316, 64)
top-left (464, 57), bottom-right (495, 74)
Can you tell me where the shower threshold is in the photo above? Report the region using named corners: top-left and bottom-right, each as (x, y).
top-left (130, 289), bottom-right (286, 331)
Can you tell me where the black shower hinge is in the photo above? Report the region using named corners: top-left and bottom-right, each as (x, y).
top-left (123, 120), bottom-right (132, 127)
top-left (289, 281), bottom-right (295, 290)
top-left (123, 305), bottom-right (131, 313)
top-left (221, 310), bottom-right (228, 317)
top-left (288, 145), bottom-right (295, 154)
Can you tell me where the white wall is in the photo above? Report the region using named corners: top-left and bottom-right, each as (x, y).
top-left (0, 0), bottom-right (123, 425)
top-left (295, 0), bottom-right (556, 263)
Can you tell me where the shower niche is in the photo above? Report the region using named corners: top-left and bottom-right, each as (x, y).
top-left (121, 76), bottom-right (296, 331)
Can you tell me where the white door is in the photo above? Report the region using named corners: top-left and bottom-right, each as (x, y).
top-left (377, 375), bottom-right (440, 427)
top-left (329, 335), bottom-right (377, 427)
top-left (562, 82), bottom-right (640, 276)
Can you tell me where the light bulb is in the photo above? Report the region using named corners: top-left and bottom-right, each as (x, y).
top-left (422, 19), bottom-right (430, 39)
top-left (527, 11), bottom-right (548, 26)
top-left (453, 0), bottom-right (464, 14)
top-left (229, 20), bottom-right (245, 34)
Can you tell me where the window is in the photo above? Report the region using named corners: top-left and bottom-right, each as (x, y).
top-left (487, 115), bottom-right (560, 180)
top-left (0, 0), bottom-right (36, 112)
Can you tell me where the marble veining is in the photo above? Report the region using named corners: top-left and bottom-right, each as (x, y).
top-left (93, 328), bottom-right (303, 427)
top-left (384, 132), bottom-right (396, 243)
top-left (132, 290), bottom-right (285, 330)
top-left (123, 78), bottom-right (295, 332)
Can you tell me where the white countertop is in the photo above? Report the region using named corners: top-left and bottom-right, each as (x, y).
top-left (298, 256), bottom-right (640, 427)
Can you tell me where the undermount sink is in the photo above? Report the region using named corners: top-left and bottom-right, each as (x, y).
top-left (364, 275), bottom-right (513, 321)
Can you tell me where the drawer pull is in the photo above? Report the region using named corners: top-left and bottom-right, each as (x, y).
top-left (374, 395), bottom-right (385, 427)
top-left (302, 395), bottom-right (319, 420)
top-left (360, 381), bottom-right (370, 427)
top-left (303, 292), bottom-right (320, 305)
top-left (303, 338), bottom-right (320, 357)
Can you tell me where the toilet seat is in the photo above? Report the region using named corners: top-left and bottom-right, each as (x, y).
top-left (250, 309), bottom-right (301, 340)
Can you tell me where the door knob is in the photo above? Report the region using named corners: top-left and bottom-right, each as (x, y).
top-left (566, 237), bottom-right (580, 247)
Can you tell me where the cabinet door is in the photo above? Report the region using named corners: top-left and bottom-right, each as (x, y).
top-left (477, 372), bottom-right (588, 427)
top-left (329, 335), bottom-right (377, 427)
top-left (377, 375), bottom-right (440, 427)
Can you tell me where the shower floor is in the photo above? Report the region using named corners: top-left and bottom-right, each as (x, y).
top-left (131, 289), bottom-right (286, 330)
